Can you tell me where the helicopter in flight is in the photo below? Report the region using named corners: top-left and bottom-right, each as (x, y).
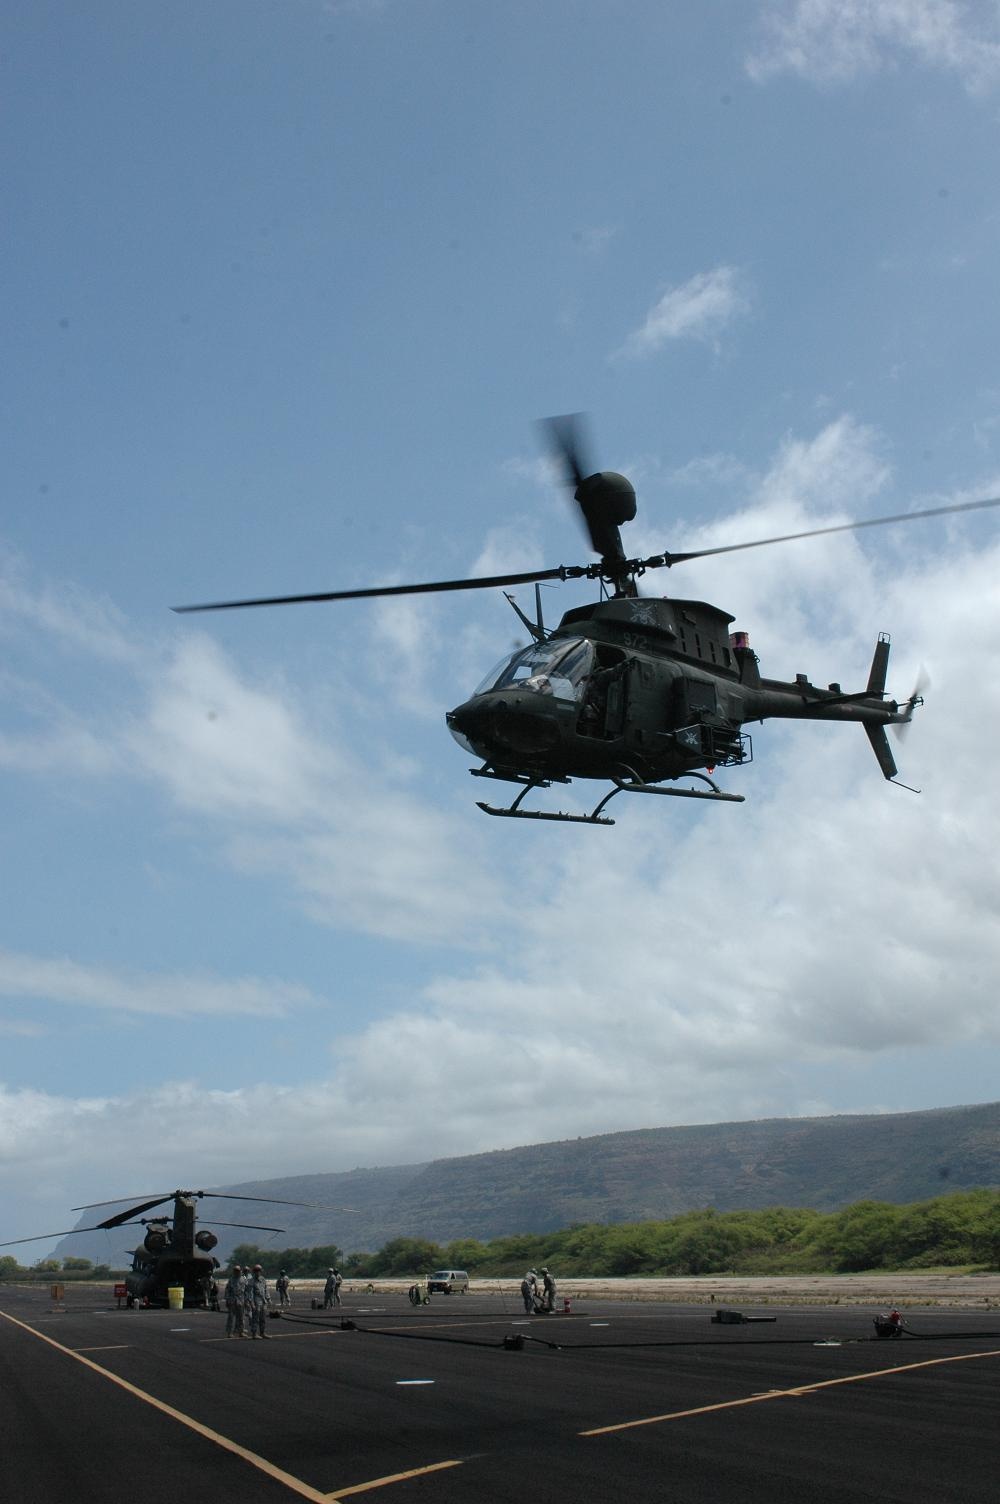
top-left (0, 1188), bottom-right (329, 1308)
top-left (174, 417), bottom-right (1000, 826)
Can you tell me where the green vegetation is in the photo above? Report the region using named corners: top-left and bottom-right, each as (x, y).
top-left (4, 1189), bottom-right (996, 1284)
top-left (0, 1254), bottom-right (117, 1282)
top-left (226, 1189), bottom-right (1000, 1279)
top-left (229, 1242), bottom-right (345, 1276)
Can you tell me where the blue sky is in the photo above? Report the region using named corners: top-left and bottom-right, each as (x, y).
top-left (4, 0), bottom-right (1000, 1250)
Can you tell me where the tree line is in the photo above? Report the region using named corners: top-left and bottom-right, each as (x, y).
top-left (4, 1188), bottom-right (998, 1281)
top-left (227, 1188), bottom-right (1000, 1279)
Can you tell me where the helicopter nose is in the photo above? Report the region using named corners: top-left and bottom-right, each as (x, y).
top-left (447, 695), bottom-right (559, 756)
top-left (446, 704), bottom-right (477, 753)
top-left (446, 699), bottom-right (490, 753)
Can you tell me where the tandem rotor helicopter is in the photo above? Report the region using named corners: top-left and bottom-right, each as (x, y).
top-left (175, 416), bottom-right (1000, 826)
top-left (0, 1189), bottom-right (331, 1308)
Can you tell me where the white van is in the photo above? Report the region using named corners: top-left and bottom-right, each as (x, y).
top-left (426, 1269), bottom-right (470, 1294)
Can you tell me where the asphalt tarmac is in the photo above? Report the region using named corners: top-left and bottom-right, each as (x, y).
top-left (3, 1284), bottom-right (998, 1502)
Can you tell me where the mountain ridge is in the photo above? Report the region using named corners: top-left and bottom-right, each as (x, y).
top-left (51, 1100), bottom-right (1000, 1264)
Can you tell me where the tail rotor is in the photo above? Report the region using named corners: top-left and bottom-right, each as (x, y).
top-left (893, 666), bottom-right (930, 741)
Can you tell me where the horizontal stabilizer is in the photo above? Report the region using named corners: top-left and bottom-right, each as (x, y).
top-left (867, 633), bottom-right (891, 696)
top-left (865, 723), bottom-right (898, 781)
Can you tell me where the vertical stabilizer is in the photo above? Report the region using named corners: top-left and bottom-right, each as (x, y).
top-left (867, 633), bottom-right (891, 695)
top-left (865, 723), bottom-right (898, 781)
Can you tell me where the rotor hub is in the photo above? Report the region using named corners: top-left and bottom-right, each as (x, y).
top-left (575, 471), bottom-right (637, 527)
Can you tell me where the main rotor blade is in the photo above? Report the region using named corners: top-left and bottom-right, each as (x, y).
top-left (78, 1190), bottom-right (336, 1209)
top-left (665, 495), bottom-right (1000, 566)
top-left (0, 1221), bottom-right (142, 1247)
top-left (172, 565), bottom-right (576, 614)
top-left (73, 1195), bottom-right (177, 1228)
top-left (200, 1193), bottom-right (336, 1208)
top-left (73, 1194), bottom-right (171, 1210)
top-left (203, 1195), bottom-right (359, 1212)
top-left (540, 413), bottom-right (591, 491)
top-left (539, 413), bottom-right (619, 557)
top-left (201, 1220), bottom-right (288, 1233)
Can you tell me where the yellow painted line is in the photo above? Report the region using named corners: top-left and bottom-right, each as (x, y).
top-left (581, 1346), bottom-right (1000, 1437)
top-left (326, 1460), bottom-right (463, 1498)
top-left (0, 1309), bottom-right (329, 1503)
top-left (74, 1345), bottom-right (132, 1353)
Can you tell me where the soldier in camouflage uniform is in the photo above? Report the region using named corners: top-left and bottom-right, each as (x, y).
top-left (241, 1265), bottom-right (254, 1335)
top-left (224, 1264), bottom-right (246, 1338)
top-left (249, 1264), bottom-right (271, 1338)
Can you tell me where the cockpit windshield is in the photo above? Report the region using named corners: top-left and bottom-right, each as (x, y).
top-left (473, 638), bottom-right (595, 702)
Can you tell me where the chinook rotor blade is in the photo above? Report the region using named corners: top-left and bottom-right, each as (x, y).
top-left (0, 1221), bottom-right (143, 1248)
top-left (75, 1195), bottom-right (178, 1228)
top-left (201, 1220), bottom-right (289, 1233)
top-left (200, 1193), bottom-right (358, 1212)
top-left (663, 495), bottom-right (1000, 566)
top-left (73, 1194), bottom-right (172, 1210)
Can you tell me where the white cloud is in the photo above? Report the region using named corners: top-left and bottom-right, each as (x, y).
top-left (616, 266), bottom-right (751, 359)
top-left (465, 522), bottom-right (544, 582)
top-left (0, 1019), bottom-right (47, 1038)
top-left (0, 547), bottom-right (139, 665)
top-left (0, 719), bottom-right (121, 776)
top-left (665, 453), bottom-right (753, 491)
top-left (501, 453), bottom-right (559, 491)
top-left (129, 635), bottom-right (344, 824)
top-left (0, 551), bottom-right (504, 948)
top-left (128, 635), bottom-right (504, 946)
top-left (748, 0), bottom-right (1000, 93)
top-left (0, 949), bottom-right (316, 1018)
top-left (368, 594), bottom-right (442, 718)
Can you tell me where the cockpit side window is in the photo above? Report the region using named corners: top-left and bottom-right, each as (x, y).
top-left (474, 638), bottom-right (595, 702)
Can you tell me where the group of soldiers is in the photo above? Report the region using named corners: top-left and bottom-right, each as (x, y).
top-left (223, 1263), bottom-right (291, 1338)
top-left (520, 1266), bottom-right (556, 1314)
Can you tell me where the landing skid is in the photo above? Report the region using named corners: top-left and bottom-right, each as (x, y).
top-left (472, 766), bottom-right (744, 825)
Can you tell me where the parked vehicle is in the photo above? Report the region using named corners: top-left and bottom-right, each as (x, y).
top-left (426, 1268), bottom-right (469, 1294)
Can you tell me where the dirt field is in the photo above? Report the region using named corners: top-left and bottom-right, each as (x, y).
top-left (36, 1271), bottom-right (1000, 1311)
top-left (326, 1273), bottom-right (1000, 1308)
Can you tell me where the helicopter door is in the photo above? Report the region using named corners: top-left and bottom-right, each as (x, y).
top-left (605, 661), bottom-right (628, 737)
top-left (578, 654), bottom-right (628, 739)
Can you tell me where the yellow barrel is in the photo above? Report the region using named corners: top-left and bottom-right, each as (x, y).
top-left (167, 1286), bottom-right (184, 1311)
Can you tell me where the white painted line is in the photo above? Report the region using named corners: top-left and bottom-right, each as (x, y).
top-left (396, 1380), bottom-right (435, 1386)
top-left (589, 1322), bottom-right (610, 1327)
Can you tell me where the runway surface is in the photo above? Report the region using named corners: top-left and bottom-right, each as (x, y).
top-left (3, 1283), bottom-right (998, 1502)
